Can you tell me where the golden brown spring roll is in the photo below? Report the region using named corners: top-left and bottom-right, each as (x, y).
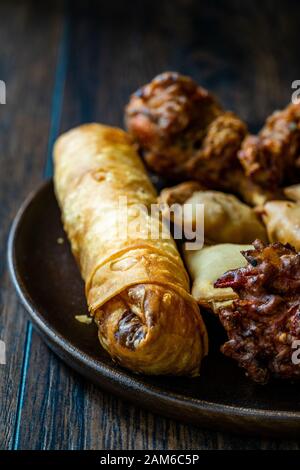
top-left (54, 124), bottom-right (208, 376)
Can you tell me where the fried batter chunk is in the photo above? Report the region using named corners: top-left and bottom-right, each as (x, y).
top-left (238, 103), bottom-right (300, 189)
top-left (214, 239), bottom-right (300, 384)
top-left (125, 72), bottom-right (247, 187)
top-left (186, 112), bottom-right (248, 187)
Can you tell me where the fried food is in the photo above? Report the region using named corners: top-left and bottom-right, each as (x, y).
top-left (238, 103), bottom-right (300, 189)
top-left (126, 72), bottom-right (300, 199)
top-left (54, 123), bottom-right (208, 376)
top-left (158, 181), bottom-right (205, 206)
top-left (284, 183), bottom-right (300, 201)
top-left (125, 72), bottom-right (247, 188)
top-left (184, 244), bottom-right (253, 311)
top-left (185, 112), bottom-right (248, 187)
top-left (227, 169), bottom-right (284, 207)
top-left (262, 200), bottom-right (300, 250)
top-left (215, 240), bottom-right (300, 383)
top-left (159, 182), bottom-right (267, 244)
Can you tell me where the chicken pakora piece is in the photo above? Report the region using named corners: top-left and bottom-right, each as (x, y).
top-left (215, 240), bottom-right (300, 384)
top-left (125, 72), bottom-right (247, 188)
top-left (238, 103), bottom-right (300, 189)
top-left (126, 72), bottom-right (300, 202)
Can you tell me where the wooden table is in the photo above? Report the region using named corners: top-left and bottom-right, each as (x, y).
top-left (1, 0), bottom-right (300, 450)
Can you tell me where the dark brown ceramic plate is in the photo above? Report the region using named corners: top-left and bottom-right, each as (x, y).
top-left (8, 180), bottom-right (300, 437)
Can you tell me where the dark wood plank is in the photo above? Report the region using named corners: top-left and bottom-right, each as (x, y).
top-left (0, 0), bottom-right (63, 450)
top-left (14, 0), bottom-right (300, 449)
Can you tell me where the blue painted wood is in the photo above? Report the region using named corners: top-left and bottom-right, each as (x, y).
top-left (12, 323), bottom-right (33, 450)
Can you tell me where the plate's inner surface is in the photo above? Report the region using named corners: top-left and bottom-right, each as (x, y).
top-left (13, 181), bottom-right (300, 413)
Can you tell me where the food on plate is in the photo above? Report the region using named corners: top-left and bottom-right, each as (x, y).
top-left (184, 244), bottom-right (253, 311)
top-left (75, 315), bottom-right (93, 325)
top-left (126, 72), bottom-right (300, 202)
top-left (159, 182), bottom-right (267, 244)
top-left (187, 112), bottom-right (248, 187)
top-left (284, 183), bottom-right (300, 201)
top-left (158, 181), bottom-right (205, 206)
top-left (215, 240), bottom-right (300, 383)
top-left (238, 103), bottom-right (300, 189)
top-left (125, 72), bottom-right (247, 188)
top-left (227, 169), bottom-right (284, 207)
top-left (52, 72), bottom-right (300, 384)
top-left (53, 123), bottom-right (208, 376)
top-left (262, 200), bottom-right (300, 250)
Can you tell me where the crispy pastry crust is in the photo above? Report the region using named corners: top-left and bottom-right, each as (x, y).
top-left (158, 181), bottom-right (267, 244)
top-left (53, 123), bottom-right (207, 376)
top-left (184, 243), bottom-right (253, 311)
top-left (262, 200), bottom-right (300, 251)
top-left (215, 240), bottom-right (300, 384)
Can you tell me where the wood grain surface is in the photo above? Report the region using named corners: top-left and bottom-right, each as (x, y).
top-left (1, 0), bottom-right (300, 450)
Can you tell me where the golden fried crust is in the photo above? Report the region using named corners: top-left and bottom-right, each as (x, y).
top-left (158, 182), bottom-right (267, 244)
top-left (158, 181), bottom-right (205, 207)
top-left (126, 73), bottom-right (300, 198)
top-left (262, 200), bottom-right (300, 250)
top-left (284, 183), bottom-right (300, 202)
top-left (95, 284), bottom-right (207, 376)
top-left (185, 112), bottom-right (247, 187)
top-left (54, 123), bottom-right (208, 376)
top-left (184, 244), bottom-right (253, 311)
top-left (238, 103), bottom-right (300, 189)
top-left (126, 72), bottom-right (247, 188)
top-left (126, 73), bottom-right (222, 175)
top-left (227, 169), bottom-right (284, 207)
top-left (126, 71), bottom-right (221, 144)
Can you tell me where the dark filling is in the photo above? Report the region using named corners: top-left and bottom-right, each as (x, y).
top-left (115, 311), bottom-right (146, 350)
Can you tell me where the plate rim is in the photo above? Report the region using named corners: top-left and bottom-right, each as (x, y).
top-left (7, 179), bottom-right (300, 434)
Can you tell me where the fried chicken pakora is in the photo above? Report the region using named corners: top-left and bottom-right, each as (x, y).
top-left (126, 72), bottom-right (300, 201)
top-left (238, 103), bottom-right (300, 189)
top-left (125, 72), bottom-right (247, 188)
top-left (215, 240), bottom-right (300, 383)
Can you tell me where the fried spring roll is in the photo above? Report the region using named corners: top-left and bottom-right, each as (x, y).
top-left (54, 124), bottom-right (208, 376)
